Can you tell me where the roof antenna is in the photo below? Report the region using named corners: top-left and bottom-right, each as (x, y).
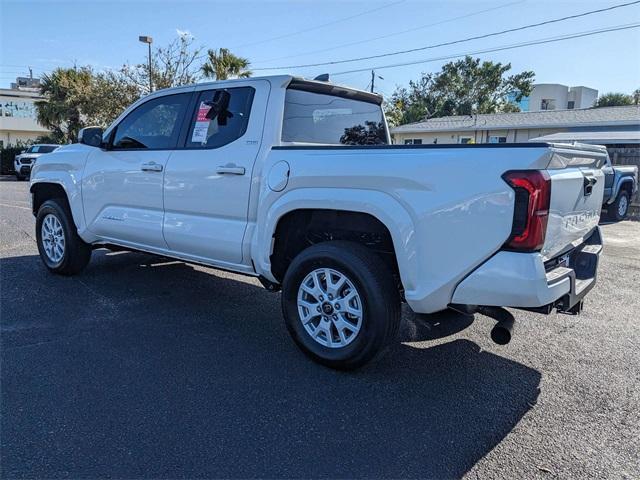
top-left (314, 73), bottom-right (330, 82)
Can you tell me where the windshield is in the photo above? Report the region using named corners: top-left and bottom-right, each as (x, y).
top-left (26, 145), bottom-right (57, 153)
top-left (282, 89), bottom-right (388, 145)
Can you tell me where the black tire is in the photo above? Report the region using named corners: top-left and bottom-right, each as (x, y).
top-left (16, 174), bottom-right (24, 181)
top-left (609, 190), bottom-right (630, 221)
top-left (282, 241), bottom-right (400, 370)
top-left (36, 199), bottom-right (92, 275)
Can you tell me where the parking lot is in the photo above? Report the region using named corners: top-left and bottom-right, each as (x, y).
top-left (1, 176), bottom-right (639, 479)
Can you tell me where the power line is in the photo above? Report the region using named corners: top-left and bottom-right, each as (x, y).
top-left (252, 0), bottom-right (640, 70)
top-left (230, 0), bottom-right (407, 50)
top-left (329, 23), bottom-right (640, 76)
top-left (252, 0), bottom-right (525, 65)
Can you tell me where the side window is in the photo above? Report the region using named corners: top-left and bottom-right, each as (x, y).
top-left (185, 87), bottom-right (254, 149)
top-left (111, 93), bottom-right (190, 150)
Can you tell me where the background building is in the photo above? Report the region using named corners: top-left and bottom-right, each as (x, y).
top-left (507, 83), bottom-right (598, 112)
top-left (391, 105), bottom-right (639, 145)
top-left (0, 77), bottom-right (50, 148)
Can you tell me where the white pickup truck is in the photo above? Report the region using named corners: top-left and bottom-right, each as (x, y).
top-left (30, 75), bottom-right (606, 369)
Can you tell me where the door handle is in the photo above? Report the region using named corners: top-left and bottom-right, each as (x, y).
top-left (216, 164), bottom-right (245, 175)
top-left (141, 162), bottom-right (163, 172)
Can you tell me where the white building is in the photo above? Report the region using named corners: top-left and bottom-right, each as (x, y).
top-left (512, 83), bottom-right (598, 112)
top-left (0, 79), bottom-right (50, 148)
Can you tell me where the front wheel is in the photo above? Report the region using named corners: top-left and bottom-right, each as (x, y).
top-left (282, 241), bottom-right (400, 370)
top-left (36, 199), bottom-right (92, 275)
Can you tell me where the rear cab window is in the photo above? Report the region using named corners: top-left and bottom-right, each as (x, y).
top-left (282, 82), bottom-right (388, 146)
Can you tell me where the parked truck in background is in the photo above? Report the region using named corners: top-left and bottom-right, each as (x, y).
top-left (29, 75), bottom-right (606, 369)
top-left (14, 144), bottom-right (60, 180)
top-left (601, 155), bottom-right (638, 221)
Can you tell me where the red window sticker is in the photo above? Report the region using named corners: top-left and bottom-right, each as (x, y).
top-left (192, 102), bottom-right (212, 143)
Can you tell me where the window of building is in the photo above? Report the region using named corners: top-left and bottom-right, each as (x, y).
top-left (459, 136), bottom-right (474, 144)
top-left (488, 136), bottom-right (507, 143)
top-left (567, 101), bottom-right (575, 109)
top-left (185, 87), bottom-right (255, 149)
top-left (506, 92), bottom-right (530, 112)
top-left (282, 88), bottom-right (387, 145)
top-left (111, 93), bottom-right (191, 149)
top-left (540, 99), bottom-right (556, 110)
top-left (404, 139), bottom-right (423, 145)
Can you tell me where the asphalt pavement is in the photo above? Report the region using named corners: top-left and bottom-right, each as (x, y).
top-left (1, 176), bottom-right (639, 479)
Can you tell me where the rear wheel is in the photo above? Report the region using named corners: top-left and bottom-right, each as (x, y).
top-left (282, 241), bottom-right (400, 370)
top-left (609, 190), bottom-right (630, 221)
top-left (36, 199), bottom-right (92, 275)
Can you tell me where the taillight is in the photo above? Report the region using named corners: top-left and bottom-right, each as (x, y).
top-left (502, 170), bottom-right (551, 252)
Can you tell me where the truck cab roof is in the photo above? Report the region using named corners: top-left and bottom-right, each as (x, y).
top-left (142, 75), bottom-right (383, 105)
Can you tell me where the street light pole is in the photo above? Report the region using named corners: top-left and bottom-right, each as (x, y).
top-left (138, 35), bottom-right (153, 93)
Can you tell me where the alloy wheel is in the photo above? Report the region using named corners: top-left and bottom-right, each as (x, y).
top-left (297, 268), bottom-right (363, 348)
top-left (41, 213), bottom-right (65, 264)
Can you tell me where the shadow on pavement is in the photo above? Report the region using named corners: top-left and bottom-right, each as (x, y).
top-left (1, 250), bottom-right (541, 479)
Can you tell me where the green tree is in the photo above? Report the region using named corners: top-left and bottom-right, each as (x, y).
top-left (633, 88), bottom-right (640, 105)
top-left (88, 70), bottom-right (141, 126)
top-left (385, 56), bottom-right (534, 126)
top-left (35, 67), bottom-right (140, 143)
top-left (121, 34), bottom-right (204, 93)
top-left (201, 48), bottom-right (252, 80)
top-left (595, 92), bottom-right (634, 107)
top-left (34, 35), bottom-right (206, 142)
top-left (35, 67), bottom-right (94, 143)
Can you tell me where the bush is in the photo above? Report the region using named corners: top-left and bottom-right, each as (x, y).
top-left (1, 146), bottom-right (25, 175)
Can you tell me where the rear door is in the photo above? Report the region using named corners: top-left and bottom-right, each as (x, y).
top-left (82, 92), bottom-right (192, 249)
top-left (162, 80), bottom-right (269, 265)
top-left (542, 144), bottom-right (607, 260)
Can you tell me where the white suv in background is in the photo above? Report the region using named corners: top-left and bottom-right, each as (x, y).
top-left (14, 144), bottom-right (60, 180)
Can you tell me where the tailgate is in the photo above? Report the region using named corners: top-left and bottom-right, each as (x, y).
top-left (542, 143), bottom-right (607, 260)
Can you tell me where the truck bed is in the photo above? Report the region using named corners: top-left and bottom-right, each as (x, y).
top-left (260, 141), bottom-right (607, 313)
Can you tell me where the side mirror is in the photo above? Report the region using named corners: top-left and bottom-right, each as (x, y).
top-left (78, 126), bottom-right (104, 147)
top-left (205, 90), bottom-right (233, 126)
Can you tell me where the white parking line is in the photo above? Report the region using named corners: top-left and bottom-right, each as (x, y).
top-left (0, 202), bottom-right (31, 211)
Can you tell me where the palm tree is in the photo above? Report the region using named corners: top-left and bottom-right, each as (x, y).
top-left (35, 68), bottom-right (93, 143)
top-left (201, 48), bottom-right (252, 81)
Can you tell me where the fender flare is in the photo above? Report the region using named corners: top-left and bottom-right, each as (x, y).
top-left (251, 187), bottom-right (419, 292)
top-left (30, 175), bottom-right (93, 241)
top-left (609, 177), bottom-right (635, 204)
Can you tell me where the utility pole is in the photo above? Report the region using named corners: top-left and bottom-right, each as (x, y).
top-left (28, 67), bottom-right (33, 79)
top-left (370, 70), bottom-right (383, 94)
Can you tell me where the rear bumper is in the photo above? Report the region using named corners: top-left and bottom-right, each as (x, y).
top-left (450, 227), bottom-right (602, 313)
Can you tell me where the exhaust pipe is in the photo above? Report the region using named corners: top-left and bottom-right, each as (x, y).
top-left (490, 318), bottom-right (514, 345)
top-left (477, 306), bottom-right (515, 345)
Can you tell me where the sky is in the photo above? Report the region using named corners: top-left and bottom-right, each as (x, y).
top-left (1, 0), bottom-right (639, 98)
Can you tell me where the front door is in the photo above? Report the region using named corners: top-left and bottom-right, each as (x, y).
top-left (82, 92), bottom-right (192, 249)
top-left (162, 81), bottom-right (269, 266)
